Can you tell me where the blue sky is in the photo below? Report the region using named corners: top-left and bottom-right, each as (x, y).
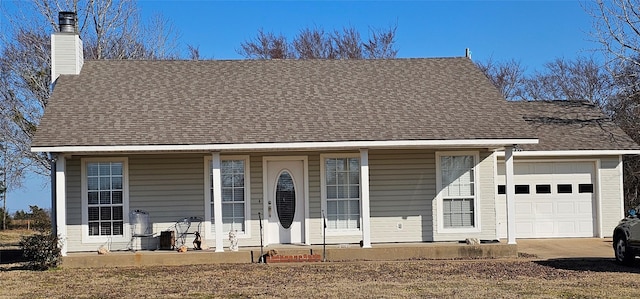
top-left (137, 1), bottom-right (597, 66)
top-left (4, 0), bottom-right (598, 213)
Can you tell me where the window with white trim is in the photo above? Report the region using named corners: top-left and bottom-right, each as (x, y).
top-left (211, 159), bottom-right (248, 233)
top-left (324, 157), bottom-right (360, 230)
top-left (86, 161), bottom-right (124, 236)
top-left (439, 154), bottom-right (476, 228)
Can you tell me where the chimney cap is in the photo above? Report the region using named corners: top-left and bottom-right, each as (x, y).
top-left (58, 11), bottom-right (77, 33)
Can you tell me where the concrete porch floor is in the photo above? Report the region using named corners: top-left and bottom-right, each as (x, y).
top-left (62, 241), bottom-right (516, 268)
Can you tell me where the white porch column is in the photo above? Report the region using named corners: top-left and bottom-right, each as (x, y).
top-left (360, 149), bottom-right (372, 248)
top-left (55, 154), bottom-right (67, 256)
top-left (505, 146), bottom-right (517, 245)
top-left (212, 152), bottom-right (224, 252)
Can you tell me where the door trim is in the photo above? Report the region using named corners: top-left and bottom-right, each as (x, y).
top-left (262, 156), bottom-right (310, 245)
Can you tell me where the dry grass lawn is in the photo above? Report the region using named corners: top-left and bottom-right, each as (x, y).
top-left (0, 229), bottom-right (35, 247)
top-left (1, 258), bottom-right (639, 298)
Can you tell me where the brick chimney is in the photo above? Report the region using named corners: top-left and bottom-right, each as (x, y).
top-left (51, 11), bottom-right (83, 83)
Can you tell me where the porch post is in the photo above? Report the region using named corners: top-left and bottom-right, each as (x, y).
top-left (212, 152), bottom-right (224, 252)
top-left (505, 146), bottom-right (516, 245)
top-left (55, 154), bottom-right (68, 256)
top-left (360, 149), bottom-right (372, 248)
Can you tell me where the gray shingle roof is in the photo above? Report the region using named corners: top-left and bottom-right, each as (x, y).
top-left (33, 58), bottom-right (536, 148)
top-left (512, 100), bottom-right (640, 151)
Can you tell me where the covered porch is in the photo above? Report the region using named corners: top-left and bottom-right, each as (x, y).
top-left (44, 140), bottom-right (531, 256)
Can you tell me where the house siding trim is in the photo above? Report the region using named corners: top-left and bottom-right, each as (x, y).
top-left (619, 155), bottom-right (625, 219)
top-left (211, 152), bottom-right (223, 252)
top-left (495, 150), bottom-right (640, 157)
top-left (32, 138), bottom-right (539, 153)
top-left (505, 147), bottom-right (516, 244)
top-left (596, 159), bottom-right (603, 237)
top-left (55, 154), bottom-right (68, 255)
top-left (360, 149), bottom-right (372, 248)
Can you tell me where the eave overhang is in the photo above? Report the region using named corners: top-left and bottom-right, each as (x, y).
top-left (32, 138), bottom-right (539, 154)
top-left (494, 149), bottom-right (640, 157)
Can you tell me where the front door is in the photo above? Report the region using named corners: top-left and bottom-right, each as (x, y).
top-left (265, 158), bottom-right (305, 244)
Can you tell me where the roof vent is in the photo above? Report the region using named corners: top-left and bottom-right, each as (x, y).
top-left (58, 11), bottom-right (77, 33)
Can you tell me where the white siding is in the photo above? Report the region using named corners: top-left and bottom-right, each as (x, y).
top-left (129, 154), bottom-right (205, 221)
top-left (51, 33), bottom-right (83, 82)
top-left (368, 150), bottom-right (435, 243)
top-left (65, 154), bottom-right (206, 252)
top-left (599, 156), bottom-right (624, 237)
top-left (65, 158), bottom-right (83, 250)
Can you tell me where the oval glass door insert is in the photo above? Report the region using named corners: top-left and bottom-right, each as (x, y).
top-left (275, 171), bottom-right (296, 229)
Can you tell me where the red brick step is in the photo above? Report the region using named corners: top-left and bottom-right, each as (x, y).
top-left (266, 254), bottom-right (322, 263)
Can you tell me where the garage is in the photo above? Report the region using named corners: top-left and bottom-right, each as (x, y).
top-left (497, 161), bottom-right (596, 238)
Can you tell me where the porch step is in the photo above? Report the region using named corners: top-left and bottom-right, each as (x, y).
top-left (61, 242), bottom-right (517, 268)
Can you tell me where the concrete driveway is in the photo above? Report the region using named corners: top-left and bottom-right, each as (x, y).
top-left (516, 238), bottom-right (614, 259)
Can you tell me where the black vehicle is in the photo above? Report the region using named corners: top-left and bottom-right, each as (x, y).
top-left (613, 207), bottom-right (640, 265)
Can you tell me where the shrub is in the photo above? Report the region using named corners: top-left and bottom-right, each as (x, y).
top-left (19, 232), bottom-right (62, 270)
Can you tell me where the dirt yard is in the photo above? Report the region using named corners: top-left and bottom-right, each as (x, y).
top-left (1, 258), bottom-right (638, 298)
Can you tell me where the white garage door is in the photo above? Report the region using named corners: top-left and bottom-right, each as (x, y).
top-left (497, 162), bottom-right (596, 238)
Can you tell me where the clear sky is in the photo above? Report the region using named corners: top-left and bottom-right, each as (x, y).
top-left (3, 0), bottom-right (599, 213)
top-left (137, 1), bottom-right (597, 66)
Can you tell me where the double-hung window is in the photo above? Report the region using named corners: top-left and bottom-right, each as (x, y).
top-left (323, 156), bottom-right (360, 230)
top-left (82, 158), bottom-right (128, 242)
top-left (210, 157), bottom-right (249, 234)
top-left (437, 152), bottom-right (478, 230)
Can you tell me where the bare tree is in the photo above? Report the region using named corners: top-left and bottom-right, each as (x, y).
top-left (588, 0), bottom-right (640, 71)
top-left (475, 58), bottom-right (527, 100)
top-left (587, 0), bottom-right (640, 208)
top-left (292, 27), bottom-right (334, 59)
top-left (28, 0), bottom-right (180, 60)
top-left (364, 25), bottom-right (398, 59)
top-left (523, 57), bottom-right (613, 106)
top-left (237, 28), bottom-right (293, 59)
top-left (477, 56), bottom-right (613, 105)
top-left (0, 29), bottom-right (51, 177)
top-left (332, 27), bottom-right (363, 59)
top-left (238, 25), bottom-right (398, 60)
top-left (0, 0), bottom-right (181, 194)
top-left (187, 44), bottom-right (201, 61)
top-left (604, 60), bottom-right (640, 208)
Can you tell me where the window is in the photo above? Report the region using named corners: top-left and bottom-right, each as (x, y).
top-left (438, 153), bottom-right (477, 229)
top-left (82, 158), bottom-right (128, 242)
top-left (557, 184), bottom-right (573, 194)
top-left (497, 185), bottom-right (506, 195)
top-left (324, 157), bottom-right (360, 230)
top-left (515, 185), bottom-right (530, 194)
top-left (536, 184), bottom-right (551, 194)
top-left (211, 159), bottom-right (248, 233)
top-left (579, 184), bottom-right (594, 193)
top-left (443, 198), bottom-right (474, 227)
